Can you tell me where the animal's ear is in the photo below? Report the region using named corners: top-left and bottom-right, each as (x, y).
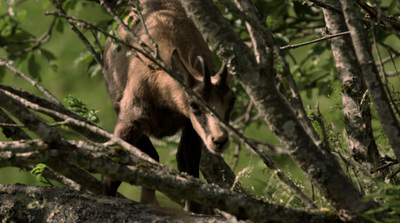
top-left (213, 62), bottom-right (230, 87)
top-left (170, 49), bottom-right (194, 87)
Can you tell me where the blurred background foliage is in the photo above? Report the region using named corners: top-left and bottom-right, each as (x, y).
top-left (1, 0), bottom-right (400, 212)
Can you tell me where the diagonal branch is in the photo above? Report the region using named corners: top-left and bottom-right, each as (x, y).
top-left (0, 59), bottom-right (62, 106)
top-left (0, 139), bottom-right (339, 223)
top-left (48, 0), bottom-right (103, 68)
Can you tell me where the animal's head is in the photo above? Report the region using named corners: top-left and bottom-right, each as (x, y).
top-left (170, 50), bottom-right (235, 155)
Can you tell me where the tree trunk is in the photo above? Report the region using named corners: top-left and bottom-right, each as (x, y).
top-left (339, 0), bottom-right (400, 162)
top-left (321, 0), bottom-right (380, 170)
top-left (178, 0), bottom-right (376, 219)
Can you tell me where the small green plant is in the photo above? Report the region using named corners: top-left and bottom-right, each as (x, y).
top-left (30, 163), bottom-right (52, 185)
top-left (64, 95), bottom-right (100, 123)
top-left (362, 183), bottom-right (400, 223)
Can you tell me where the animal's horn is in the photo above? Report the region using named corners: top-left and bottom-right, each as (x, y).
top-left (215, 62), bottom-right (229, 87)
top-left (197, 55), bottom-right (211, 97)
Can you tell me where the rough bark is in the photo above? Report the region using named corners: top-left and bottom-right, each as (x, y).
top-left (320, 0), bottom-right (380, 170)
top-left (0, 82), bottom-right (336, 222)
top-left (200, 147), bottom-right (244, 193)
top-left (0, 184), bottom-right (228, 223)
top-left (0, 139), bottom-right (339, 223)
top-left (339, 0), bottom-right (400, 162)
top-left (178, 0), bottom-right (376, 218)
top-left (0, 83), bottom-right (240, 195)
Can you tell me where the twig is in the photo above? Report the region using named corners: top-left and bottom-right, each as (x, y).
top-left (9, 17), bottom-right (57, 57)
top-left (0, 87), bottom-right (156, 165)
top-left (280, 31), bottom-right (350, 50)
top-left (0, 123), bottom-right (25, 128)
top-left (0, 58), bottom-right (62, 106)
top-left (231, 100), bottom-right (254, 171)
top-left (372, 23), bottom-right (400, 118)
top-left (309, 102), bottom-right (329, 149)
top-left (44, 11), bottom-right (161, 71)
top-left (48, 0), bottom-right (103, 68)
top-left (220, 0), bottom-right (322, 149)
top-left (134, 0), bottom-right (158, 58)
top-left (99, 0), bottom-right (155, 58)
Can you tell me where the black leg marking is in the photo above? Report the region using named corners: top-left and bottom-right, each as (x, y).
top-left (177, 121), bottom-right (203, 213)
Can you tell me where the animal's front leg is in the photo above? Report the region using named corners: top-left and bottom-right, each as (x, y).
top-left (136, 135), bottom-right (159, 205)
top-left (177, 121), bottom-right (203, 213)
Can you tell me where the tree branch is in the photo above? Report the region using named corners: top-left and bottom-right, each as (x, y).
top-left (179, 0), bottom-right (378, 219)
top-left (0, 184), bottom-right (228, 223)
top-left (0, 59), bottom-right (62, 106)
top-left (0, 140), bottom-right (339, 223)
top-left (339, 0), bottom-right (400, 163)
top-left (320, 0), bottom-right (381, 173)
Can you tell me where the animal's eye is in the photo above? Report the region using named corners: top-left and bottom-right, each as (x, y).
top-left (189, 102), bottom-right (201, 115)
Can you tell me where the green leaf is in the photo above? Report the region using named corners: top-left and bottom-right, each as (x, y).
top-left (55, 18), bottom-right (65, 33)
top-left (30, 163), bottom-right (47, 181)
top-left (28, 54), bottom-right (41, 81)
top-left (17, 10), bottom-right (27, 23)
top-left (88, 61), bottom-right (102, 78)
top-left (39, 48), bottom-right (58, 71)
top-left (74, 51), bottom-right (92, 67)
top-left (0, 66), bottom-right (5, 83)
top-left (43, 0), bottom-right (51, 10)
top-left (63, 0), bottom-right (78, 10)
top-left (64, 95), bottom-right (100, 123)
top-left (39, 48), bottom-right (56, 61)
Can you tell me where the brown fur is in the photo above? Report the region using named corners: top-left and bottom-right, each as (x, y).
top-left (103, 0), bottom-right (234, 212)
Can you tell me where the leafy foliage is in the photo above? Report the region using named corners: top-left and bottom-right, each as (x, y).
top-left (30, 163), bottom-right (49, 184)
top-left (363, 183), bottom-right (400, 222)
top-left (64, 95), bottom-right (100, 123)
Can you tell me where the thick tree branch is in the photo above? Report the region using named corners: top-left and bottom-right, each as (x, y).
top-left (0, 139), bottom-right (339, 223)
top-left (0, 184), bottom-right (228, 223)
top-left (339, 0), bottom-right (400, 163)
top-left (179, 0), bottom-right (378, 219)
top-left (320, 0), bottom-right (381, 172)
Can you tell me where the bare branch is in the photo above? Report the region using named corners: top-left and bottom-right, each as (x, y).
top-left (0, 140), bottom-right (338, 223)
top-left (0, 87), bottom-right (157, 164)
top-left (0, 59), bottom-right (62, 106)
top-left (179, 0), bottom-right (379, 219)
top-left (339, 0), bottom-right (400, 163)
top-left (280, 31), bottom-right (350, 51)
top-left (48, 0), bottom-right (103, 68)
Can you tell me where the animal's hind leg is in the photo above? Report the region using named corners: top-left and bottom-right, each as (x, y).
top-left (136, 135), bottom-right (159, 205)
top-left (103, 120), bottom-right (136, 196)
top-left (177, 121), bottom-right (203, 213)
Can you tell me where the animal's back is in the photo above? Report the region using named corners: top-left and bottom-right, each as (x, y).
top-left (103, 0), bottom-right (214, 137)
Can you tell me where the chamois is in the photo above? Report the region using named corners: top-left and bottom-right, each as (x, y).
top-left (103, 0), bottom-right (235, 212)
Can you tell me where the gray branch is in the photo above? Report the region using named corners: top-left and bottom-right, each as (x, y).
top-left (179, 0), bottom-right (377, 220)
top-left (338, 0), bottom-right (400, 162)
top-left (0, 140), bottom-right (339, 223)
top-left (320, 0), bottom-right (381, 172)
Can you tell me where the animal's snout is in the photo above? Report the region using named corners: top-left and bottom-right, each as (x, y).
top-left (212, 136), bottom-right (228, 149)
